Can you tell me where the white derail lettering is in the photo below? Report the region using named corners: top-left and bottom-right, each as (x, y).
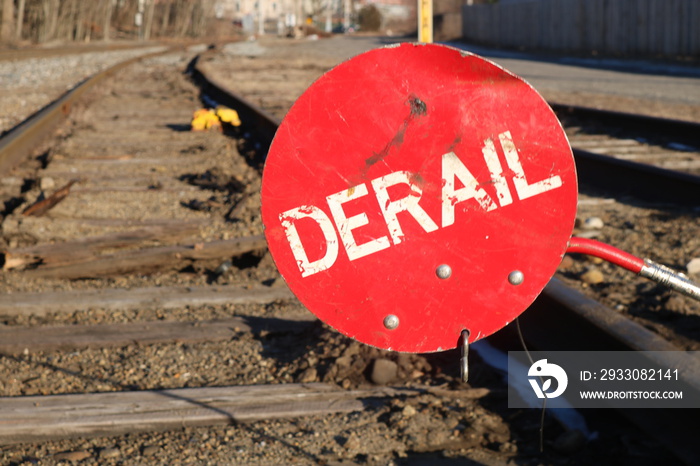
top-left (326, 184), bottom-right (391, 261)
top-left (279, 205), bottom-right (339, 278)
top-left (372, 171), bottom-right (438, 244)
top-left (441, 151), bottom-right (496, 227)
top-left (499, 131), bottom-right (562, 199)
top-left (278, 130), bottom-right (563, 277)
top-left (482, 137), bottom-right (513, 207)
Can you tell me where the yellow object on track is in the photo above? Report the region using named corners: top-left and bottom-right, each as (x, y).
top-left (216, 106), bottom-right (241, 127)
top-left (191, 109), bottom-right (222, 131)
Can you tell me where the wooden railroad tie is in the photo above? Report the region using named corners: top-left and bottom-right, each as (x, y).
top-left (2, 234), bottom-right (267, 279)
top-left (0, 314), bottom-right (314, 354)
top-left (0, 384), bottom-right (421, 445)
top-left (0, 283), bottom-right (295, 317)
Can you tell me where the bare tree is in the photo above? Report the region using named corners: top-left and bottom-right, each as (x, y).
top-left (103, 0), bottom-right (114, 41)
top-left (143, 0), bottom-right (155, 40)
top-left (75, 0), bottom-right (85, 40)
top-left (23, 0), bottom-right (66, 43)
top-left (16, 0), bottom-right (26, 40)
top-left (192, 0), bottom-right (210, 37)
top-left (7, 0), bottom-right (219, 44)
top-left (175, 0), bottom-right (196, 37)
top-left (45, 0), bottom-right (60, 41)
top-left (1, 0), bottom-right (14, 42)
top-left (54, 0), bottom-right (76, 40)
top-left (81, 1), bottom-right (104, 42)
top-left (159, 0), bottom-right (173, 36)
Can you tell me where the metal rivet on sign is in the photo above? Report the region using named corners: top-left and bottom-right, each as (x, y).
top-left (383, 314), bottom-right (399, 330)
top-left (436, 264), bottom-right (452, 280)
top-left (508, 270), bottom-right (524, 286)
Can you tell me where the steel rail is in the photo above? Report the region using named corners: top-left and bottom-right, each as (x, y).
top-left (574, 148), bottom-right (700, 207)
top-left (0, 48), bottom-right (169, 175)
top-left (551, 103), bottom-right (700, 149)
top-left (552, 103), bottom-right (700, 204)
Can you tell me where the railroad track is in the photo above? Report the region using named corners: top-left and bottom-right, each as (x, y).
top-left (0, 40), bottom-right (698, 464)
top-left (554, 104), bottom-right (700, 174)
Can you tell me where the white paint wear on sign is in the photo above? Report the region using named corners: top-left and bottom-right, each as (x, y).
top-left (278, 131), bottom-right (563, 277)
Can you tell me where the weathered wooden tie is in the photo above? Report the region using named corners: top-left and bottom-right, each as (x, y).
top-left (5, 235), bottom-right (267, 279)
top-left (0, 283), bottom-right (294, 317)
top-left (0, 384), bottom-right (413, 445)
top-left (0, 315), bottom-right (315, 353)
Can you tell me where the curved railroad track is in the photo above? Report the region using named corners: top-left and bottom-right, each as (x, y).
top-left (0, 40), bottom-right (698, 465)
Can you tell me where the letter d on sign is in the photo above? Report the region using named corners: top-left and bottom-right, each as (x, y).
top-left (279, 205), bottom-right (339, 277)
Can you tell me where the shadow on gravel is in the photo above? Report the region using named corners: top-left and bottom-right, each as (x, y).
top-left (166, 123), bottom-right (191, 132)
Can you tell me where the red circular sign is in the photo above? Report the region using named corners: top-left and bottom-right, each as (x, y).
top-left (262, 43), bottom-right (577, 353)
